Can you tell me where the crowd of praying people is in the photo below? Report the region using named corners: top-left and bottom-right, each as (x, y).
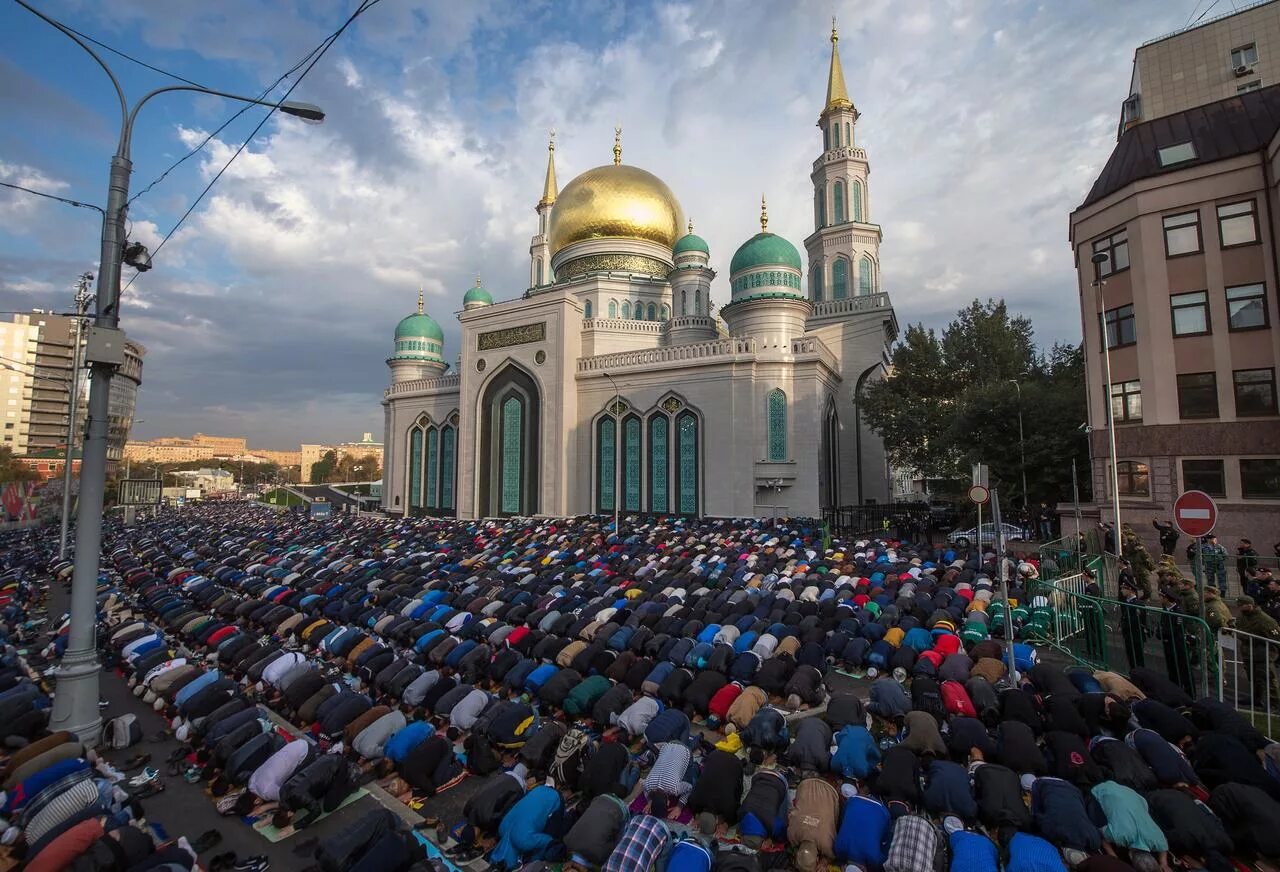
top-left (2, 503), bottom-right (1280, 872)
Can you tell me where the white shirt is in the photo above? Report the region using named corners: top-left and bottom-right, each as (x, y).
top-left (449, 689), bottom-right (491, 731)
top-left (248, 738), bottom-right (312, 801)
top-left (262, 651), bottom-right (307, 687)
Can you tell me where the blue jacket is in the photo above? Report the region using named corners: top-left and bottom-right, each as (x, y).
top-left (1006, 832), bottom-right (1067, 872)
top-left (384, 721), bottom-right (435, 763)
top-left (834, 795), bottom-right (889, 866)
top-left (489, 785), bottom-right (561, 870)
top-left (950, 831), bottom-right (999, 872)
top-left (923, 759), bottom-right (977, 821)
top-left (832, 725), bottom-right (880, 779)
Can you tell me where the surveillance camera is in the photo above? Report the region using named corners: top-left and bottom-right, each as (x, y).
top-left (1077, 423), bottom-right (1092, 433)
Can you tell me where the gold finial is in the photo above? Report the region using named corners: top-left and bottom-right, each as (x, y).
top-left (824, 18), bottom-right (853, 115)
top-left (688, 219), bottom-right (694, 235)
top-left (539, 128), bottom-right (558, 207)
top-left (760, 195), bottom-right (768, 233)
top-left (613, 125), bottom-right (622, 165)
top-left (417, 286), bottom-right (424, 315)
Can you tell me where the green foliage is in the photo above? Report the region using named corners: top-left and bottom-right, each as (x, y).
top-left (310, 451), bottom-right (381, 484)
top-left (861, 299), bottom-right (1091, 506)
top-left (0, 447), bottom-right (38, 483)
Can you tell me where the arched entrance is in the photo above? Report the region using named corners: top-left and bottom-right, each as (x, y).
top-left (478, 364), bottom-right (541, 517)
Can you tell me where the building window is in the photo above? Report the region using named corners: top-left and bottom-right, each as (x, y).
top-left (1177, 372), bottom-right (1219, 419)
top-left (425, 427), bottom-right (439, 509)
top-left (815, 191), bottom-right (826, 229)
top-left (535, 258), bottom-right (543, 285)
top-left (1241, 458), bottom-right (1280, 499)
top-left (832, 259), bottom-right (849, 300)
top-left (647, 303), bottom-right (656, 321)
top-left (648, 414), bottom-right (669, 513)
top-left (858, 256), bottom-right (874, 296)
top-left (833, 181), bottom-right (846, 223)
top-left (1110, 379), bottom-right (1142, 422)
top-left (766, 388), bottom-right (787, 461)
top-left (660, 304), bottom-right (670, 320)
top-left (500, 397), bottom-right (523, 514)
top-left (597, 415), bottom-right (616, 513)
top-left (623, 414), bottom-right (641, 512)
top-left (1162, 210), bottom-right (1201, 256)
top-left (1116, 460), bottom-right (1150, 496)
top-left (608, 300), bottom-right (617, 318)
top-left (1234, 368), bottom-right (1278, 416)
top-left (811, 266), bottom-right (823, 302)
top-left (583, 300), bottom-right (592, 319)
top-left (1092, 229), bottom-right (1129, 276)
top-left (1226, 283), bottom-right (1269, 330)
top-left (1103, 304), bottom-right (1136, 348)
top-left (1182, 459), bottom-right (1226, 497)
top-left (822, 125), bottom-right (830, 151)
top-left (440, 424), bottom-right (455, 510)
top-left (621, 301), bottom-right (631, 319)
top-left (1237, 79), bottom-right (1263, 93)
top-left (1218, 200), bottom-right (1259, 247)
top-left (852, 179), bottom-right (863, 222)
top-left (634, 301), bottom-right (644, 321)
top-left (675, 411), bottom-right (699, 515)
top-left (408, 427), bottom-right (423, 509)
top-left (1170, 291), bottom-right (1210, 336)
top-left (1121, 93), bottom-right (1141, 125)
top-left (1232, 42), bottom-right (1259, 70)
top-left (1156, 141), bottom-right (1197, 167)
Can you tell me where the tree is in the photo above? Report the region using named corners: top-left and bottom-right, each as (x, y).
top-left (861, 298), bottom-right (1091, 509)
top-left (310, 450), bottom-right (338, 483)
top-left (0, 447), bottom-right (38, 482)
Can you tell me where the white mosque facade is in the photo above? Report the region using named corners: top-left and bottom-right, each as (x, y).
top-left (381, 26), bottom-right (897, 520)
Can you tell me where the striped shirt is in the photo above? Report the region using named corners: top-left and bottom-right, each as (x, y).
top-left (643, 741), bottom-right (692, 801)
top-left (24, 777), bottom-right (103, 845)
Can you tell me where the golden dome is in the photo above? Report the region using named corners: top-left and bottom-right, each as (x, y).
top-left (548, 164), bottom-right (685, 257)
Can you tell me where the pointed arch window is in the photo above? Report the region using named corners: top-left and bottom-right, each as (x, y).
top-left (408, 427), bottom-right (424, 509)
top-left (623, 414), bottom-right (642, 511)
top-left (584, 300), bottom-right (593, 319)
top-left (634, 301), bottom-right (644, 320)
top-left (660, 304), bottom-right (670, 320)
top-left (647, 303), bottom-right (656, 321)
top-left (425, 426), bottom-right (439, 509)
top-left (767, 389), bottom-right (787, 461)
top-left (535, 258), bottom-right (543, 286)
top-left (811, 265), bottom-right (823, 302)
top-left (499, 397), bottom-right (523, 514)
top-left (824, 401), bottom-right (840, 508)
top-left (621, 301), bottom-right (631, 319)
top-left (832, 258), bottom-right (849, 300)
top-left (852, 180), bottom-right (863, 222)
top-left (815, 191), bottom-right (826, 229)
top-left (440, 424), bottom-right (456, 511)
top-left (597, 415), bottom-right (616, 512)
top-left (608, 300), bottom-right (617, 319)
top-left (675, 411), bottom-right (699, 515)
top-left (845, 122), bottom-right (851, 148)
top-left (648, 413), bottom-right (669, 513)
top-left (830, 122), bottom-right (839, 148)
top-left (833, 181), bottom-right (846, 224)
top-left (823, 125), bottom-right (830, 151)
top-left (859, 256), bottom-right (874, 295)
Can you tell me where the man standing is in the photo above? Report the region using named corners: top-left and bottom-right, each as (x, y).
top-left (1152, 518), bottom-right (1179, 557)
top-left (1202, 587), bottom-right (1232, 634)
top-left (1237, 539), bottom-right (1259, 594)
top-left (1235, 595), bottom-right (1280, 708)
top-left (1037, 504), bottom-right (1054, 542)
top-left (1201, 536), bottom-right (1228, 595)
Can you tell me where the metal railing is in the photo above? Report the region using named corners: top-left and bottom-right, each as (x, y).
top-left (1216, 626), bottom-right (1279, 740)
top-left (1028, 574), bottom-right (1215, 700)
top-left (821, 502), bottom-right (934, 538)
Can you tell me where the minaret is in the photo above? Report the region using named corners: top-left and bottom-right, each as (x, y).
top-left (529, 130), bottom-right (557, 288)
top-left (668, 218), bottom-right (718, 344)
top-left (804, 18), bottom-right (880, 306)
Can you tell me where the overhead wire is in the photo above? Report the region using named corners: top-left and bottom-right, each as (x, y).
top-left (0, 181), bottom-right (104, 215)
top-left (122, 0), bottom-right (383, 292)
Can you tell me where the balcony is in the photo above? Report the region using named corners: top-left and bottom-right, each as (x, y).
top-left (384, 372), bottom-right (461, 398)
top-left (809, 292), bottom-right (892, 320)
top-left (577, 337), bottom-right (757, 373)
top-left (582, 317), bottom-right (665, 334)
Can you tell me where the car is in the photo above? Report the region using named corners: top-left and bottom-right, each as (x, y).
top-left (947, 521), bottom-right (1029, 545)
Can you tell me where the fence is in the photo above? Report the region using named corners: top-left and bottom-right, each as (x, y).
top-left (1029, 574), bottom-right (1216, 700)
top-left (821, 502), bottom-right (934, 538)
top-left (1216, 626), bottom-right (1279, 739)
top-left (1038, 537), bottom-right (1121, 594)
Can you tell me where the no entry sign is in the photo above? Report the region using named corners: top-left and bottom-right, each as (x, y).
top-left (1173, 489), bottom-right (1218, 538)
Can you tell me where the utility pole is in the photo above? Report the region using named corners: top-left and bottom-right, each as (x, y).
top-left (58, 273), bottom-right (93, 562)
top-left (990, 487), bottom-right (1019, 682)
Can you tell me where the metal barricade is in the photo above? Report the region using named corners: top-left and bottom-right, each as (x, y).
top-left (1216, 626), bottom-right (1279, 740)
top-left (1029, 575), bottom-right (1215, 699)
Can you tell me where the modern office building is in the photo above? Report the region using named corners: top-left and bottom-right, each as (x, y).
top-left (1071, 79), bottom-right (1280, 548)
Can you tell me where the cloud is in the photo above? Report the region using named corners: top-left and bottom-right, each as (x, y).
top-left (0, 0), bottom-right (1192, 446)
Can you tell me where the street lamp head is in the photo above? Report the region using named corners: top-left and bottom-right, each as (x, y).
top-left (1090, 252), bottom-right (1110, 265)
top-left (122, 241), bottom-right (152, 272)
top-left (279, 101), bottom-right (325, 122)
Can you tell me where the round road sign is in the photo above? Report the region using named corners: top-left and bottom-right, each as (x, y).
top-left (967, 484), bottom-right (990, 505)
top-left (1173, 489), bottom-right (1217, 538)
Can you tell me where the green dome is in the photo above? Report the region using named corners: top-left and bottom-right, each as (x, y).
top-left (394, 312), bottom-right (444, 341)
top-left (729, 232), bottom-right (802, 275)
top-left (673, 232), bottom-right (709, 255)
top-left (463, 283), bottom-right (493, 306)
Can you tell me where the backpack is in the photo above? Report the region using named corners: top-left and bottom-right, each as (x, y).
top-left (548, 728), bottom-right (591, 790)
top-left (519, 721), bottom-right (566, 773)
top-left (464, 731), bottom-right (501, 776)
top-left (104, 714), bottom-right (142, 749)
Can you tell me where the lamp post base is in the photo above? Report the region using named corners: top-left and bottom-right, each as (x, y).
top-left (48, 647), bottom-right (103, 746)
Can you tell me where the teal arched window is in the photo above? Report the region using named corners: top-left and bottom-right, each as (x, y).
top-left (623, 414), bottom-right (641, 512)
top-left (584, 300), bottom-right (592, 319)
top-left (440, 424), bottom-right (455, 511)
top-left (852, 180), bottom-right (863, 222)
top-left (811, 266), bottom-right (823, 302)
top-left (845, 122), bottom-right (851, 147)
top-left (767, 389), bottom-right (787, 461)
top-left (647, 303), bottom-right (656, 321)
top-left (648, 414), bottom-right (669, 513)
top-left (634, 301), bottom-right (644, 320)
top-left (675, 411), bottom-right (699, 515)
top-left (660, 304), bottom-right (670, 320)
top-left (425, 427), bottom-right (439, 508)
top-left (832, 258), bottom-right (849, 300)
top-left (830, 122), bottom-right (839, 148)
top-left (822, 125), bottom-right (830, 151)
top-left (621, 301), bottom-right (631, 319)
top-left (535, 258), bottom-right (543, 285)
top-left (815, 191), bottom-right (826, 229)
top-left (408, 427), bottom-right (423, 509)
top-left (833, 181), bottom-right (845, 224)
top-left (597, 415), bottom-right (616, 512)
top-left (859, 256), bottom-right (874, 295)
top-left (500, 397), bottom-right (523, 514)
top-left (681, 290), bottom-right (688, 315)
top-left (608, 300), bottom-right (617, 318)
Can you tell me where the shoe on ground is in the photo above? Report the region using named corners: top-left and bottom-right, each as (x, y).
top-left (233, 855), bottom-right (270, 872)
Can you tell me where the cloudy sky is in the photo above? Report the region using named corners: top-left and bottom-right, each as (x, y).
top-left (0, 0), bottom-right (1196, 448)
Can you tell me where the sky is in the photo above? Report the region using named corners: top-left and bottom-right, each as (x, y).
top-left (0, 0), bottom-right (1200, 449)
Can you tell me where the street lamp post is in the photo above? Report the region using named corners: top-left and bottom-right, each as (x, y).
top-left (1091, 251), bottom-right (1124, 563)
top-left (58, 273), bottom-right (93, 562)
top-left (25, 5), bottom-right (326, 743)
top-left (1008, 379), bottom-right (1028, 512)
top-left (602, 372), bottom-right (620, 535)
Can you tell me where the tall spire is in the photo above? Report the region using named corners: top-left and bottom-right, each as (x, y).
top-left (824, 17), bottom-right (853, 115)
top-left (613, 125), bottom-right (622, 165)
top-left (417, 286), bottom-right (424, 314)
top-left (760, 194), bottom-right (769, 233)
top-left (539, 129), bottom-right (557, 208)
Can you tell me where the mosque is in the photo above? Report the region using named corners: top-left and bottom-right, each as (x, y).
top-left (380, 23), bottom-right (898, 520)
